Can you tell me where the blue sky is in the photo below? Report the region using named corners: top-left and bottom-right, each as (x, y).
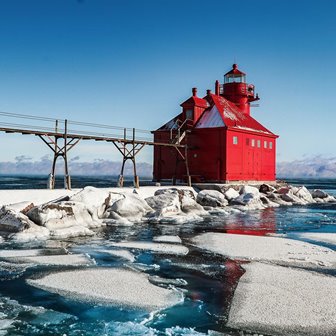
top-left (0, 0), bottom-right (335, 164)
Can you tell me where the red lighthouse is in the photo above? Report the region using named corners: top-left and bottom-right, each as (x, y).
top-left (153, 64), bottom-right (278, 183)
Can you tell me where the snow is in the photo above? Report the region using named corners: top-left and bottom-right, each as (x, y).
top-left (0, 189), bottom-right (78, 207)
top-left (153, 235), bottom-right (182, 244)
top-left (69, 186), bottom-right (110, 219)
top-left (108, 241), bottom-right (189, 255)
top-left (196, 190), bottom-right (228, 207)
top-left (27, 268), bottom-right (183, 311)
top-left (2, 253), bottom-right (94, 266)
top-left (104, 193), bottom-right (152, 223)
top-left (192, 233), bottom-right (336, 268)
top-left (292, 232), bottom-right (336, 245)
top-left (227, 262), bottom-right (336, 336)
top-left (0, 249), bottom-right (45, 258)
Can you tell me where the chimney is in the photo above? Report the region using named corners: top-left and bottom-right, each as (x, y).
top-left (192, 87), bottom-right (197, 97)
top-left (206, 89), bottom-right (211, 96)
top-left (215, 80), bottom-right (220, 95)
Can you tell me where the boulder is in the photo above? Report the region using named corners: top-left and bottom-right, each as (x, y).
top-left (280, 191), bottom-right (306, 205)
top-left (105, 194), bottom-right (152, 222)
top-left (293, 186), bottom-right (314, 203)
top-left (231, 193), bottom-right (265, 210)
top-left (240, 185), bottom-right (260, 196)
top-left (311, 189), bottom-right (329, 199)
top-left (259, 183), bottom-right (276, 194)
top-left (0, 206), bottom-right (36, 232)
top-left (196, 190), bottom-right (228, 207)
top-left (224, 188), bottom-right (240, 201)
top-left (27, 201), bottom-right (97, 230)
top-left (69, 186), bottom-right (110, 220)
top-left (146, 189), bottom-right (181, 216)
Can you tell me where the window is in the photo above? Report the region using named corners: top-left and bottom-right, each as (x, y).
top-left (269, 141), bottom-right (273, 149)
top-left (251, 139), bottom-right (255, 147)
top-left (264, 140), bottom-right (268, 149)
top-left (257, 140), bottom-right (261, 148)
top-left (233, 136), bottom-right (238, 145)
top-left (185, 109), bottom-right (193, 120)
top-left (246, 138), bottom-right (249, 146)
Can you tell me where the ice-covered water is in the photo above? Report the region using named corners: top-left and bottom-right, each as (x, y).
top-left (0, 176), bottom-right (335, 335)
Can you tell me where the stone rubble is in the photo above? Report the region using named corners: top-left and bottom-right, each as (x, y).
top-left (0, 184), bottom-right (334, 241)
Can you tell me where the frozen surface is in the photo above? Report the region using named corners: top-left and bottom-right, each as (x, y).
top-left (108, 241), bottom-right (189, 255)
top-left (27, 268), bottom-right (183, 311)
top-left (0, 250), bottom-right (94, 266)
top-left (192, 233), bottom-right (336, 267)
top-left (153, 235), bottom-right (182, 244)
top-left (101, 249), bottom-right (135, 262)
top-left (292, 232), bottom-right (336, 245)
top-left (227, 262), bottom-right (336, 336)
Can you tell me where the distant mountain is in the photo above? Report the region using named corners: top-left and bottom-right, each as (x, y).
top-left (1, 155), bottom-right (336, 179)
top-left (277, 156), bottom-right (336, 178)
top-left (0, 155), bottom-right (153, 177)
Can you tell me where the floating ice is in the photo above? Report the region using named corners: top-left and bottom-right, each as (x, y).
top-left (192, 233), bottom-right (336, 268)
top-left (109, 241), bottom-right (189, 255)
top-left (227, 262), bottom-right (336, 336)
top-left (27, 268), bottom-right (183, 311)
top-left (153, 235), bottom-right (182, 244)
top-left (101, 249), bottom-right (135, 262)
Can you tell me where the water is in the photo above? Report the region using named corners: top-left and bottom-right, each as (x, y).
top-left (0, 176), bottom-right (335, 335)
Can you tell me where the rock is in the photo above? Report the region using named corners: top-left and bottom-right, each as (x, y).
top-left (277, 186), bottom-right (290, 194)
top-left (260, 195), bottom-right (280, 208)
top-left (69, 186), bottom-right (111, 220)
top-left (6, 201), bottom-right (35, 214)
top-left (104, 194), bottom-right (152, 222)
top-left (224, 188), bottom-right (240, 201)
top-left (180, 192), bottom-right (207, 215)
top-left (267, 192), bottom-right (293, 206)
top-left (240, 185), bottom-right (260, 196)
top-left (0, 206), bottom-right (35, 232)
top-left (311, 189), bottom-right (329, 199)
top-left (259, 183), bottom-right (276, 193)
top-left (146, 189), bottom-right (181, 216)
top-left (293, 186), bottom-right (314, 203)
top-left (11, 222), bottom-right (50, 242)
top-left (27, 201), bottom-right (97, 230)
top-left (325, 195), bottom-right (336, 203)
top-left (196, 190), bottom-right (228, 207)
top-left (231, 193), bottom-right (265, 210)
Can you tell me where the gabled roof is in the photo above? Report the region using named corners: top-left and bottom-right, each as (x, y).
top-left (195, 94), bottom-right (276, 135)
top-left (196, 105), bottom-right (225, 128)
top-left (180, 96), bottom-right (209, 108)
top-left (156, 113), bottom-right (182, 131)
top-left (155, 94), bottom-right (276, 136)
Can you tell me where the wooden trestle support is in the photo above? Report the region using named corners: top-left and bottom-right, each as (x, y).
top-left (113, 128), bottom-right (145, 188)
top-left (38, 120), bottom-right (81, 190)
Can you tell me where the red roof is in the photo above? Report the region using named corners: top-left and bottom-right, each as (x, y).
top-left (180, 96), bottom-right (209, 108)
top-left (203, 94), bottom-right (275, 135)
top-left (224, 63), bottom-right (246, 76)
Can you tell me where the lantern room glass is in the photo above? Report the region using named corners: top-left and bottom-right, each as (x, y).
top-left (224, 74), bottom-right (246, 84)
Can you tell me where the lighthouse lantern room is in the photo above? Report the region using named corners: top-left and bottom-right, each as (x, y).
top-left (153, 64), bottom-right (278, 183)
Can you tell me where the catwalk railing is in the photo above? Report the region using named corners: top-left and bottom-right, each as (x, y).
top-left (0, 111), bottom-right (190, 189)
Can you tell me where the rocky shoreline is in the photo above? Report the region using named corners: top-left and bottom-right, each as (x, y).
top-left (0, 183), bottom-right (335, 242)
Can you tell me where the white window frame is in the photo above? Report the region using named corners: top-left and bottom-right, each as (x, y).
top-left (233, 136), bottom-right (238, 145)
top-left (269, 141), bottom-right (273, 149)
top-left (264, 140), bottom-right (268, 149)
top-left (257, 140), bottom-right (261, 148)
top-left (251, 139), bottom-right (255, 147)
